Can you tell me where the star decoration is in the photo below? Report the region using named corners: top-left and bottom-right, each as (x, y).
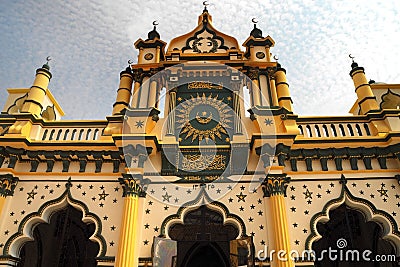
top-left (236, 192), bottom-right (247, 202)
top-left (290, 186), bottom-right (295, 191)
top-left (216, 189), bottom-right (221, 194)
top-left (110, 241), bottom-right (115, 246)
top-left (228, 198), bottom-right (233, 203)
top-left (248, 217), bottom-right (254, 222)
top-left (293, 223), bottom-right (298, 228)
top-left (103, 216), bottom-right (108, 221)
top-left (111, 226), bottom-right (116, 231)
top-left (259, 225), bottom-right (264, 230)
top-left (240, 185), bottom-right (245, 191)
top-left (303, 189), bottom-right (313, 199)
top-left (264, 118), bottom-right (274, 126)
top-left (113, 198), bottom-right (117, 203)
top-left (258, 210), bottom-right (263, 216)
top-left (290, 207), bottom-right (296, 212)
top-left (250, 204), bottom-right (255, 209)
top-left (154, 226), bottom-right (159, 232)
top-left (114, 187), bottom-right (119, 192)
top-left (143, 240), bottom-right (149, 245)
top-left (290, 195), bottom-right (296, 200)
top-left (295, 240), bottom-right (300, 245)
top-left (239, 206), bottom-right (244, 211)
top-left (377, 185), bottom-right (388, 197)
top-left (27, 190), bottom-right (37, 200)
top-left (98, 190), bottom-right (109, 200)
top-left (99, 203), bottom-right (104, 207)
top-left (135, 120), bottom-right (144, 128)
top-left (174, 198), bottom-right (179, 203)
top-left (164, 206), bottom-right (169, 210)
top-left (162, 192), bottom-right (172, 202)
top-left (144, 223), bottom-right (150, 229)
top-left (145, 209), bottom-right (150, 214)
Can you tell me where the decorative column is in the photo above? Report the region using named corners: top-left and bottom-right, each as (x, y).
top-left (148, 78), bottom-right (158, 108)
top-left (112, 67), bottom-right (134, 115)
top-left (232, 81), bottom-right (243, 134)
top-left (262, 174), bottom-right (294, 267)
top-left (21, 62), bottom-right (52, 116)
top-left (166, 88), bottom-right (177, 135)
top-left (116, 144), bottom-right (149, 267)
top-left (0, 174), bottom-right (19, 216)
top-left (131, 70), bottom-right (143, 109)
top-left (275, 65), bottom-right (293, 112)
top-left (116, 174), bottom-right (146, 267)
top-left (258, 72), bottom-right (271, 106)
top-left (248, 68), bottom-right (261, 107)
top-left (349, 60), bottom-right (379, 114)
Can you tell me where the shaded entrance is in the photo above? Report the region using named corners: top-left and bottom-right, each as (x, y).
top-left (169, 205), bottom-right (239, 267)
top-left (313, 204), bottom-right (397, 267)
top-left (17, 205), bottom-right (99, 267)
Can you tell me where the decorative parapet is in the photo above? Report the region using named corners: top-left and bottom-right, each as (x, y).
top-left (0, 174), bottom-right (19, 197)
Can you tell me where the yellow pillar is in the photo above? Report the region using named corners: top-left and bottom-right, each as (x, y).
top-left (147, 79), bottom-right (158, 108)
top-left (269, 77), bottom-right (279, 107)
top-left (131, 80), bottom-right (141, 109)
top-left (349, 62), bottom-right (379, 114)
top-left (112, 68), bottom-right (134, 115)
top-left (116, 174), bottom-right (146, 267)
top-left (262, 174), bottom-right (294, 267)
top-left (21, 64), bottom-right (52, 116)
top-left (0, 175), bottom-right (19, 216)
top-left (275, 66), bottom-right (293, 112)
top-left (248, 69), bottom-right (261, 106)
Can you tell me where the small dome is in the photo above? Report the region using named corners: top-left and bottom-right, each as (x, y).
top-left (250, 24), bottom-right (263, 38)
top-left (147, 26), bottom-right (160, 40)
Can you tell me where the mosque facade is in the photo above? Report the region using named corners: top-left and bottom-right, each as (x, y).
top-left (0, 6), bottom-right (399, 267)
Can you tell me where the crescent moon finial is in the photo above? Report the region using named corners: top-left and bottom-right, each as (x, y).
top-left (252, 18), bottom-right (258, 24)
top-left (203, 1), bottom-right (209, 11)
top-left (46, 56), bottom-right (51, 63)
top-left (273, 55), bottom-right (279, 61)
top-left (349, 54), bottom-right (355, 62)
top-left (128, 59), bottom-right (133, 65)
top-left (152, 20), bottom-right (158, 26)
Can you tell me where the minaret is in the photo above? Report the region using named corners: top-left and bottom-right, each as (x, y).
top-left (112, 65), bottom-right (133, 115)
top-left (349, 57), bottom-right (379, 114)
top-left (242, 20), bottom-right (277, 107)
top-left (20, 59), bottom-right (52, 116)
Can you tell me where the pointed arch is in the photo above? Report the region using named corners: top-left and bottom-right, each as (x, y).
top-left (3, 183), bottom-right (107, 259)
top-left (305, 181), bottom-right (400, 255)
top-left (160, 188), bottom-right (247, 238)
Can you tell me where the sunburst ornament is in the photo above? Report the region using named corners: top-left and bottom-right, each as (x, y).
top-left (176, 93), bottom-right (233, 142)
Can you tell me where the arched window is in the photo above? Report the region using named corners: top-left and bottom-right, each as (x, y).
top-left (17, 205), bottom-right (99, 267)
top-left (306, 125), bottom-right (313, 137)
top-left (315, 125), bottom-right (321, 137)
top-left (339, 124), bottom-right (346, 136)
top-left (78, 129), bottom-right (84, 140)
top-left (355, 124), bottom-right (363, 136)
top-left (313, 204), bottom-right (396, 267)
top-left (322, 125), bottom-right (329, 137)
top-left (49, 130), bottom-right (55, 140)
top-left (71, 129), bottom-right (77, 140)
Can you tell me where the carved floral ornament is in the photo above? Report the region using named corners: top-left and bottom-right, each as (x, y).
top-left (0, 174), bottom-right (19, 197)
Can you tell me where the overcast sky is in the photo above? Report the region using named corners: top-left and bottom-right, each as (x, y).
top-left (0, 0), bottom-right (399, 119)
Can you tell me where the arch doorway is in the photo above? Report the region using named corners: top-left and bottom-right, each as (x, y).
top-left (17, 205), bottom-right (99, 267)
top-left (312, 204), bottom-right (397, 267)
top-left (169, 205), bottom-right (239, 267)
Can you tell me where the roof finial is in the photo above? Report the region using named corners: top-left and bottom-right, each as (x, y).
top-left (147, 21), bottom-right (160, 40)
top-left (250, 18), bottom-right (263, 38)
top-left (43, 56), bottom-right (51, 70)
top-left (203, 1), bottom-right (209, 12)
top-left (274, 55), bottom-right (281, 68)
top-left (349, 54), bottom-right (358, 69)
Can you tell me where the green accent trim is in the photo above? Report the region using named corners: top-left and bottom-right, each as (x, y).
top-left (160, 188), bottom-right (247, 237)
top-left (304, 175), bottom-right (400, 251)
top-left (2, 178), bottom-right (108, 258)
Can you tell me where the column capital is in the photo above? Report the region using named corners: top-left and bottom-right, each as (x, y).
top-left (262, 174), bottom-right (290, 197)
top-left (118, 174), bottom-right (146, 197)
top-left (0, 174), bottom-right (19, 197)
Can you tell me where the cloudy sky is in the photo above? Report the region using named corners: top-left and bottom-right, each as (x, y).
top-left (0, 0), bottom-right (399, 119)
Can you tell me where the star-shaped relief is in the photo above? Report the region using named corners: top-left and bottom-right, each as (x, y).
top-left (98, 190), bottom-right (109, 200)
top-left (303, 189), bottom-right (313, 199)
top-left (135, 120), bottom-right (144, 128)
top-left (27, 189), bottom-right (37, 200)
top-left (236, 192), bottom-right (247, 202)
top-left (162, 192), bottom-right (172, 202)
top-left (377, 185), bottom-right (388, 197)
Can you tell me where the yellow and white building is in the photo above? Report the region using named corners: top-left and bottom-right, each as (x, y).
top-left (0, 6), bottom-right (399, 267)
